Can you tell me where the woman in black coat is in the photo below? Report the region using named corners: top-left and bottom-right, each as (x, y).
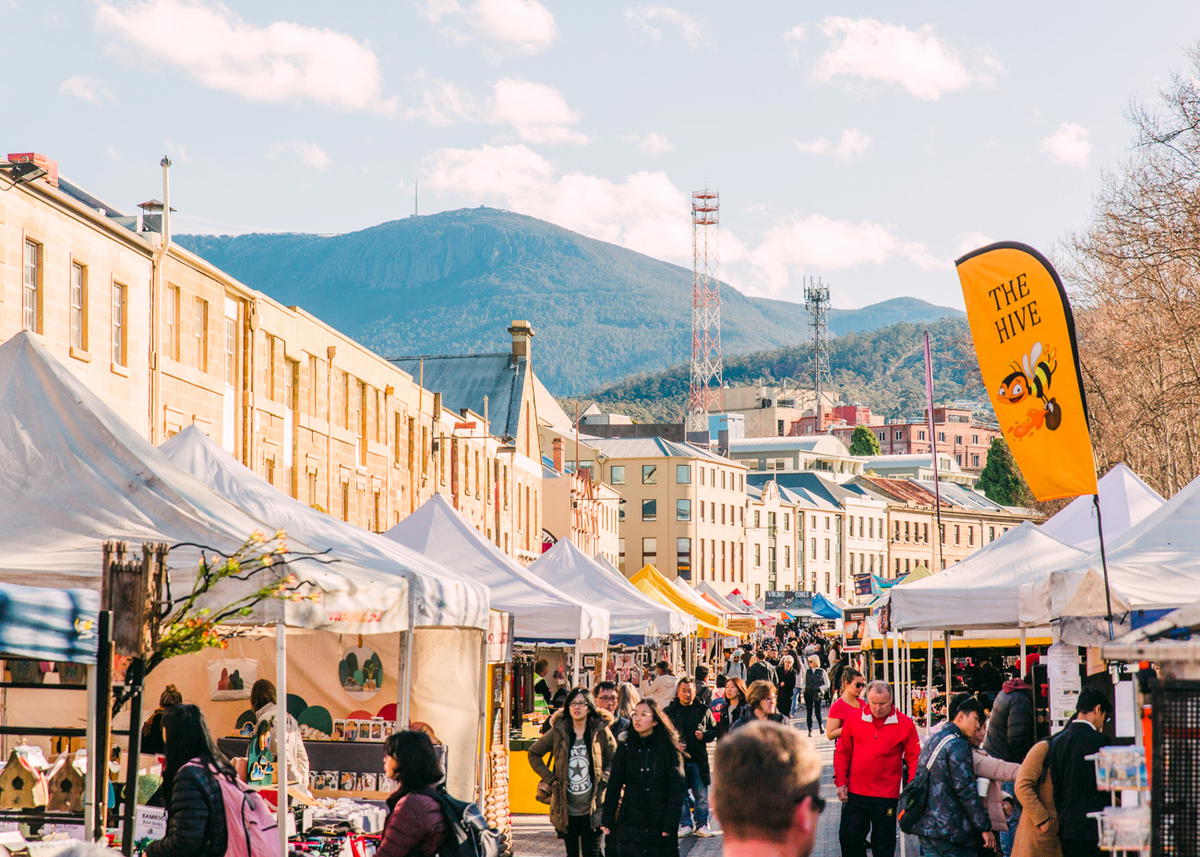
top-left (601, 699), bottom-right (685, 857)
top-left (731, 680), bottom-right (789, 731)
top-left (146, 704), bottom-right (230, 857)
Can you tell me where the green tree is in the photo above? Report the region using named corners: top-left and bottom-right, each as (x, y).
top-left (977, 437), bottom-right (1033, 506)
top-left (849, 425), bottom-right (882, 456)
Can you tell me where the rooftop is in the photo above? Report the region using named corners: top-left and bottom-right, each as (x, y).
top-left (390, 352), bottom-right (526, 440)
top-left (587, 436), bottom-right (739, 464)
top-left (728, 435), bottom-right (851, 456)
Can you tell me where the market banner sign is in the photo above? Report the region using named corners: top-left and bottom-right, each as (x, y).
top-left (955, 242), bottom-right (1098, 501)
top-left (853, 574), bottom-right (873, 597)
top-left (842, 607), bottom-right (871, 653)
top-left (764, 590), bottom-right (813, 612)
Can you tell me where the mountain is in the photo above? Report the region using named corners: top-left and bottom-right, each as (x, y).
top-left (176, 208), bottom-right (963, 394)
top-left (569, 317), bottom-right (985, 423)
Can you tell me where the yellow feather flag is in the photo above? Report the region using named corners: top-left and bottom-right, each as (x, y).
top-left (956, 242), bottom-right (1097, 501)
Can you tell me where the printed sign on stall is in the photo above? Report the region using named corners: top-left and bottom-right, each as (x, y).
top-left (842, 607), bottom-right (871, 653)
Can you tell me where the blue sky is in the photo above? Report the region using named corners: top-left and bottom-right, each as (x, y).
top-left (10, 1), bottom-right (1200, 309)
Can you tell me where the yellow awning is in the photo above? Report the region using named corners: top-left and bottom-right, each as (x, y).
top-left (868, 635), bottom-right (1053, 650)
top-left (630, 565), bottom-right (742, 638)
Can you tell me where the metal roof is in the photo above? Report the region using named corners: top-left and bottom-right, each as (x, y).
top-left (728, 435), bottom-right (850, 455)
top-left (857, 476), bottom-right (943, 507)
top-left (390, 353), bottom-right (526, 440)
top-left (586, 436), bottom-right (736, 464)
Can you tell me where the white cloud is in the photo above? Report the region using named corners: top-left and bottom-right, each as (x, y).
top-left (95, 0), bottom-right (393, 113)
top-left (795, 128), bottom-right (872, 161)
top-left (625, 6), bottom-right (703, 48)
top-left (163, 140), bottom-right (192, 165)
top-left (783, 25), bottom-right (805, 42)
top-left (623, 132), bottom-right (675, 155)
top-left (813, 17), bottom-right (999, 100)
top-left (748, 214), bottom-right (944, 296)
top-left (404, 80), bottom-right (480, 126)
top-left (59, 75), bottom-right (111, 103)
top-left (268, 140), bottom-right (332, 171)
top-left (1041, 122), bottom-right (1091, 166)
top-left (423, 0), bottom-right (556, 54)
top-left (956, 232), bottom-right (993, 257)
top-left (490, 78), bottom-right (587, 144)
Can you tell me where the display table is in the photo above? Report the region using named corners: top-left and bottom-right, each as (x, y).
top-left (219, 737), bottom-right (393, 799)
top-left (508, 741), bottom-right (548, 815)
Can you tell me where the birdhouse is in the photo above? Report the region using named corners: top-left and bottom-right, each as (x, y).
top-left (0, 748), bottom-right (49, 810)
top-left (46, 753), bottom-right (85, 813)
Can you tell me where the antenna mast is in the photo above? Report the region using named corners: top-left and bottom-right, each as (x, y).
top-left (804, 277), bottom-right (830, 431)
top-left (686, 189), bottom-right (722, 435)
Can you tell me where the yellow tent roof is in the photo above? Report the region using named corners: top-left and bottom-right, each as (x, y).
top-left (630, 565), bottom-right (742, 637)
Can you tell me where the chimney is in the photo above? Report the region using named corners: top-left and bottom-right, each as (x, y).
top-left (508, 320), bottom-right (534, 361)
top-left (552, 437), bottom-right (564, 473)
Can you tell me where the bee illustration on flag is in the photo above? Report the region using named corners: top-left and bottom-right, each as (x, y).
top-left (996, 341), bottom-right (1061, 439)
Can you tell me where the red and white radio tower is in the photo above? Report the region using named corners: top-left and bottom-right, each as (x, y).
top-left (686, 189), bottom-right (722, 435)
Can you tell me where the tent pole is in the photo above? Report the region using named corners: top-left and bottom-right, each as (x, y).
top-left (925, 631), bottom-right (934, 732)
top-left (399, 588), bottom-right (416, 728)
top-left (275, 621), bottom-right (289, 857)
top-left (892, 634), bottom-right (902, 713)
top-left (477, 631), bottom-right (489, 806)
top-left (572, 645), bottom-right (582, 689)
top-left (882, 633), bottom-right (890, 686)
top-left (1019, 627), bottom-right (1028, 679)
top-left (944, 631), bottom-right (952, 703)
top-left (84, 663), bottom-right (96, 840)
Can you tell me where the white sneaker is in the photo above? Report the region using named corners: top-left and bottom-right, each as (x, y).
top-left (678, 826), bottom-right (694, 837)
top-left (695, 825), bottom-right (714, 837)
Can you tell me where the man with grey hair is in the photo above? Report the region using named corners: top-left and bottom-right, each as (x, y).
top-left (833, 680), bottom-right (920, 857)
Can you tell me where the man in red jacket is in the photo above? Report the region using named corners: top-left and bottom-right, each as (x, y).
top-left (833, 680), bottom-right (920, 857)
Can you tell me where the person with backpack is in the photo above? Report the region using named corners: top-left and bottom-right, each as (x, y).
top-left (146, 704), bottom-right (230, 857)
top-left (800, 656), bottom-right (830, 737)
top-left (377, 730), bottom-right (450, 857)
top-left (906, 696), bottom-right (996, 857)
top-left (527, 688), bottom-right (617, 857)
top-left (600, 699), bottom-right (685, 857)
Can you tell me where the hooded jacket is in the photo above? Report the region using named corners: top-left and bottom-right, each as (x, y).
top-left (601, 730), bottom-right (685, 843)
top-left (527, 708), bottom-right (617, 833)
top-left (377, 789), bottom-right (446, 857)
top-left (663, 699), bottom-right (717, 783)
top-left (144, 763), bottom-right (228, 857)
top-left (982, 678), bottom-right (1035, 764)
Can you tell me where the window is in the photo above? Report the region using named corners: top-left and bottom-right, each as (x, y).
top-left (918, 430), bottom-right (926, 440)
top-left (676, 538), bottom-right (691, 579)
top-left (784, 515), bottom-right (790, 531)
top-left (754, 510), bottom-right (761, 528)
top-left (989, 526), bottom-right (995, 541)
top-left (938, 431), bottom-right (946, 442)
top-left (768, 511), bottom-right (776, 530)
top-left (69, 262), bottom-right (87, 350)
top-left (111, 282), bottom-right (128, 366)
top-left (193, 298), bottom-right (208, 371)
top-left (755, 544), bottom-right (762, 567)
top-left (641, 537), bottom-right (657, 565)
top-left (610, 465), bottom-right (625, 484)
top-left (642, 464), bottom-right (657, 484)
top-left (849, 517), bottom-right (855, 537)
top-left (894, 430), bottom-right (902, 440)
top-left (699, 502), bottom-right (705, 522)
top-left (824, 539), bottom-right (831, 560)
top-left (720, 505), bottom-right (726, 525)
top-left (825, 517), bottom-right (830, 530)
top-left (676, 464), bottom-right (691, 484)
top-left (165, 284), bottom-right (180, 360)
top-left (972, 454), bottom-right (980, 468)
top-left (285, 359), bottom-right (299, 411)
top-left (968, 528), bottom-right (975, 546)
top-left (224, 315), bottom-right (238, 387)
top-left (954, 525), bottom-right (961, 544)
top-left (700, 468), bottom-right (706, 487)
top-left (676, 499), bottom-right (691, 521)
top-left (720, 471), bottom-right (727, 489)
top-left (972, 434), bottom-right (979, 444)
top-left (266, 334), bottom-right (279, 400)
top-left (619, 538), bottom-right (626, 573)
top-left (22, 239), bottom-right (41, 333)
top-left (810, 538), bottom-right (817, 559)
top-left (784, 545), bottom-right (791, 567)
top-left (642, 498), bottom-right (657, 522)
top-left (341, 482), bottom-right (351, 522)
top-left (618, 499), bottom-right (625, 522)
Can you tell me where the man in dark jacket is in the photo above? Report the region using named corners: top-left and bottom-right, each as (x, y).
top-left (664, 678), bottom-right (717, 837)
top-left (747, 650), bottom-right (779, 686)
top-left (911, 696), bottom-right (996, 856)
top-left (1049, 690), bottom-right (1112, 857)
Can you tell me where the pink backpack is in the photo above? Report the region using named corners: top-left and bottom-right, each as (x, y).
top-left (185, 760), bottom-right (281, 857)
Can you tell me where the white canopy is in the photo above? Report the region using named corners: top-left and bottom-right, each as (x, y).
top-left (385, 494), bottom-right (610, 643)
top-left (1022, 470), bottom-right (1200, 627)
top-left (160, 426), bottom-right (490, 630)
top-left (693, 580), bottom-right (752, 616)
top-left (1038, 464), bottom-right (1164, 552)
top-left (0, 333), bottom-right (409, 633)
top-left (529, 540), bottom-right (694, 643)
top-left (890, 522), bottom-right (1087, 631)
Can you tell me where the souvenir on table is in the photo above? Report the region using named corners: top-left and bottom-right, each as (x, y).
top-left (247, 719), bottom-right (277, 786)
top-left (339, 772), bottom-right (357, 792)
top-left (0, 746), bottom-right (50, 810)
top-left (46, 751), bottom-right (86, 813)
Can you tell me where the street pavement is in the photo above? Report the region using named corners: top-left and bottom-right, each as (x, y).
top-left (511, 719), bottom-right (920, 857)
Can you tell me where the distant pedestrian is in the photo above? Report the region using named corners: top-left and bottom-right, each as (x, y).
top-left (833, 680), bottom-right (920, 857)
top-left (614, 683), bottom-right (641, 738)
top-left (376, 730), bottom-right (450, 857)
top-left (747, 649), bottom-right (779, 686)
top-left (528, 688), bottom-right (618, 857)
top-left (732, 680), bottom-right (789, 730)
top-left (1011, 735), bottom-right (1062, 857)
top-left (642, 661), bottom-right (680, 709)
top-left (776, 655), bottom-right (798, 717)
top-left (535, 659), bottom-right (555, 708)
top-left (145, 705), bottom-right (229, 857)
top-left (664, 678), bottom-right (717, 837)
top-left (909, 695), bottom-right (997, 856)
top-left (801, 655), bottom-right (830, 737)
top-left (984, 674), bottom-right (1037, 855)
top-left (825, 668), bottom-right (865, 741)
top-left (723, 648), bottom-right (747, 681)
top-left (715, 677), bottom-right (749, 740)
top-left (1048, 690), bottom-right (1112, 857)
top-left (601, 700), bottom-right (685, 857)
top-left (693, 665), bottom-right (713, 707)
top-left (714, 721), bottom-right (824, 857)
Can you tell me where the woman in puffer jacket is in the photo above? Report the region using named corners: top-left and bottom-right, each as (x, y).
top-left (376, 731), bottom-right (448, 857)
top-left (145, 704), bottom-right (229, 857)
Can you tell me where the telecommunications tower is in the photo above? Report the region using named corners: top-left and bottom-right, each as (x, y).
top-left (686, 189), bottom-right (722, 435)
top-left (804, 277), bottom-right (830, 431)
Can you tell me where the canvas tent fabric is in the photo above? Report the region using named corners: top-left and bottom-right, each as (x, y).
top-left (811, 593), bottom-right (842, 619)
top-left (0, 583), bottom-right (99, 663)
top-left (726, 589), bottom-right (776, 624)
top-left (694, 580), bottom-right (752, 616)
top-left (628, 566), bottom-right (739, 637)
top-left (890, 522), bottom-right (1086, 631)
top-left (385, 494), bottom-right (609, 643)
top-left (1038, 464), bottom-right (1164, 552)
top-left (160, 427), bottom-right (490, 630)
top-left (529, 540), bottom-right (694, 644)
top-left (0, 333), bottom-right (409, 634)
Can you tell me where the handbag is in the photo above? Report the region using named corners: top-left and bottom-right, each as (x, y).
top-left (535, 779), bottom-right (552, 804)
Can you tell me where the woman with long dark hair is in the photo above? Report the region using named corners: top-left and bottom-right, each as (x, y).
top-left (731, 680), bottom-right (789, 730)
top-left (140, 685), bottom-right (182, 756)
top-left (714, 677), bottom-right (748, 740)
top-left (376, 730), bottom-right (449, 857)
top-left (601, 699), bottom-right (685, 857)
top-left (145, 704), bottom-right (231, 857)
top-left (528, 688), bottom-right (618, 857)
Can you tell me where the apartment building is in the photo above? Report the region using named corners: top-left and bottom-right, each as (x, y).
top-left (583, 437), bottom-right (749, 584)
top-left (751, 473), bottom-right (846, 599)
top-left (727, 435), bottom-right (862, 480)
top-left (0, 154), bottom-right (540, 559)
top-left (744, 480), bottom-right (800, 600)
top-left (711, 385), bottom-right (838, 437)
top-left (827, 405), bottom-right (1001, 473)
top-left (542, 437), bottom-right (622, 568)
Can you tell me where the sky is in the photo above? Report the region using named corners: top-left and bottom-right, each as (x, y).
top-left (9, 1), bottom-right (1200, 310)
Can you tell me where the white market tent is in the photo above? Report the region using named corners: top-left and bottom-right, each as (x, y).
top-left (160, 426), bottom-right (489, 630)
top-left (0, 333), bottom-right (409, 634)
top-left (385, 494), bottom-right (610, 644)
top-left (529, 539), bottom-right (695, 644)
top-left (693, 580), bottom-right (751, 616)
top-left (669, 576), bottom-right (733, 617)
top-left (1038, 464), bottom-right (1164, 553)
